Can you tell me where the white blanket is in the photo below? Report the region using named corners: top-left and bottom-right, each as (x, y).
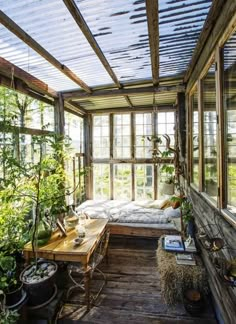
top-left (76, 200), bottom-right (170, 224)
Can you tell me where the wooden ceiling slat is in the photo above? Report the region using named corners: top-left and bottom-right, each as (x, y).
top-left (145, 0), bottom-right (159, 86)
top-left (63, 0), bottom-right (121, 89)
top-left (0, 10), bottom-right (91, 93)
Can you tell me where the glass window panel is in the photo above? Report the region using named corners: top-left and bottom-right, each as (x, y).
top-left (157, 163), bottom-right (175, 199)
top-left (93, 115), bottom-right (109, 159)
top-left (65, 112), bottom-right (84, 154)
top-left (113, 164), bottom-right (131, 200)
top-left (224, 31), bottom-right (236, 214)
top-left (135, 164), bottom-right (153, 200)
top-left (191, 88), bottom-right (199, 186)
top-left (93, 164), bottom-right (110, 199)
top-left (135, 113), bottom-right (152, 159)
top-left (113, 114), bottom-right (131, 159)
top-left (202, 63), bottom-right (218, 200)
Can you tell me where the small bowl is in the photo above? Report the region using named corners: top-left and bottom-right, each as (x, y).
top-left (73, 238), bottom-right (83, 247)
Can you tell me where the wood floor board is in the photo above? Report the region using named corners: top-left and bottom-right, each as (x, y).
top-left (59, 237), bottom-right (217, 324)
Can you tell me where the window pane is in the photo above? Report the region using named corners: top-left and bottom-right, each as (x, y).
top-left (135, 113), bottom-right (152, 158)
top-left (191, 88), bottom-right (199, 186)
top-left (224, 31), bottom-right (236, 214)
top-left (92, 115), bottom-right (109, 158)
top-left (135, 164), bottom-right (153, 199)
top-left (157, 164), bottom-right (175, 199)
top-left (156, 111), bottom-right (175, 157)
top-left (93, 164), bottom-right (110, 199)
top-left (203, 64), bottom-right (218, 199)
top-left (65, 112), bottom-right (84, 153)
top-left (113, 164), bottom-right (131, 200)
top-left (113, 114), bottom-right (131, 159)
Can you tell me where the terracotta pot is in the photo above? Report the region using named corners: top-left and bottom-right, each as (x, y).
top-left (183, 289), bottom-right (205, 316)
top-left (6, 282), bottom-right (25, 307)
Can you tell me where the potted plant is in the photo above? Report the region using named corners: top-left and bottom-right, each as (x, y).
top-left (18, 133), bottom-right (74, 306)
top-left (159, 164), bottom-right (175, 195)
top-left (0, 291), bottom-right (19, 324)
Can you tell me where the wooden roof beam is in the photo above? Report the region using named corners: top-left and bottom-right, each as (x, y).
top-left (0, 10), bottom-right (91, 93)
top-left (63, 84), bottom-right (185, 100)
top-left (87, 105), bottom-right (175, 114)
top-left (145, 0), bottom-right (159, 86)
top-left (63, 0), bottom-right (122, 89)
top-left (0, 57), bottom-right (57, 99)
top-left (184, 0), bottom-right (225, 84)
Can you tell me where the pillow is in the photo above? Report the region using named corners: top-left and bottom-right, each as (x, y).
top-left (160, 199), bottom-right (172, 210)
top-left (164, 206), bottom-right (181, 218)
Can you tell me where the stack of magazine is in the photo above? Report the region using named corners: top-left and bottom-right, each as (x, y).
top-left (164, 235), bottom-right (185, 252)
top-left (175, 253), bottom-right (196, 265)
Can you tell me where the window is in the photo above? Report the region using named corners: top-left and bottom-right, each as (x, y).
top-left (93, 164), bottom-right (110, 199)
top-left (224, 31), bottom-right (236, 214)
top-left (156, 112), bottom-right (175, 154)
top-left (191, 88), bottom-right (199, 186)
top-left (135, 164), bottom-right (153, 199)
top-left (202, 64), bottom-right (218, 199)
top-left (92, 111), bottom-right (176, 200)
top-left (113, 114), bottom-right (131, 159)
top-left (113, 164), bottom-right (131, 200)
top-left (65, 112), bottom-right (84, 154)
top-left (92, 115), bottom-right (109, 158)
top-left (64, 112), bottom-right (85, 204)
top-left (135, 113), bottom-right (152, 158)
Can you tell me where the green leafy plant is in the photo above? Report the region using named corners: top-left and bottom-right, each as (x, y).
top-left (0, 290), bottom-right (19, 324)
top-left (0, 255), bottom-right (17, 293)
top-left (160, 164), bottom-right (175, 184)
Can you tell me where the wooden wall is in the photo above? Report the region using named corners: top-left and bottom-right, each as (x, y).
top-left (190, 189), bottom-right (236, 324)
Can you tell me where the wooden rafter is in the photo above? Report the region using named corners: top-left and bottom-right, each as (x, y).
top-left (184, 0), bottom-right (225, 84)
top-left (86, 105), bottom-right (174, 114)
top-left (63, 0), bottom-right (121, 88)
top-left (124, 96), bottom-right (133, 108)
top-left (63, 84), bottom-right (185, 100)
top-left (0, 10), bottom-right (91, 93)
top-left (145, 0), bottom-right (159, 86)
top-left (0, 57), bottom-right (57, 100)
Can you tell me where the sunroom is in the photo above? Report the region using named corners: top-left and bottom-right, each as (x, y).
top-left (0, 0), bottom-right (235, 323)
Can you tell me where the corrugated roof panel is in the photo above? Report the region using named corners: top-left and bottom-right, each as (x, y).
top-left (155, 92), bottom-right (176, 105)
top-left (76, 0), bottom-right (152, 83)
top-left (76, 96), bottom-right (128, 110)
top-left (0, 0), bottom-right (114, 88)
top-left (129, 94), bottom-right (153, 106)
top-left (0, 26), bottom-right (79, 91)
top-left (159, 0), bottom-right (212, 77)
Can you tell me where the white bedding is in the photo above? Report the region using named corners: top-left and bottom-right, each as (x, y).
top-left (76, 200), bottom-right (170, 224)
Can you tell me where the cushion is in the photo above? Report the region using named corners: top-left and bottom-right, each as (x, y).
top-left (160, 199), bottom-right (172, 210)
top-left (164, 206), bottom-right (181, 218)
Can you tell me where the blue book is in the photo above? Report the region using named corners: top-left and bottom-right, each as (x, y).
top-left (164, 235), bottom-right (185, 251)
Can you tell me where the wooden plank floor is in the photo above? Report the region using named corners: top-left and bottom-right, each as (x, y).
top-left (58, 236), bottom-right (217, 324)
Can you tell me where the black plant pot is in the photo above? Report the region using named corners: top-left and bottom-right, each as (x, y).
top-left (20, 260), bottom-right (58, 306)
top-left (6, 283), bottom-right (25, 307)
top-left (183, 289), bottom-right (205, 316)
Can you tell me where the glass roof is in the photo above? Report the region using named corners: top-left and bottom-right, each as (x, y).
top-left (159, 0), bottom-right (212, 77)
top-left (0, 0), bottom-right (213, 100)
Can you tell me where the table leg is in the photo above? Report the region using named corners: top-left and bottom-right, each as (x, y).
top-left (84, 270), bottom-right (91, 310)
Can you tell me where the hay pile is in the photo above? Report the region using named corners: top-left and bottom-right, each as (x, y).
top-left (156, 238), bottom-right (208, 304)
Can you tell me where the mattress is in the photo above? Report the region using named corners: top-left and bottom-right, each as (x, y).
top-left (76, 200), bottom-right (171, 225)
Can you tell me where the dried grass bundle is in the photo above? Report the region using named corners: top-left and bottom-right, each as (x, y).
top-left (156, 238), bottom-right (208, 304)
